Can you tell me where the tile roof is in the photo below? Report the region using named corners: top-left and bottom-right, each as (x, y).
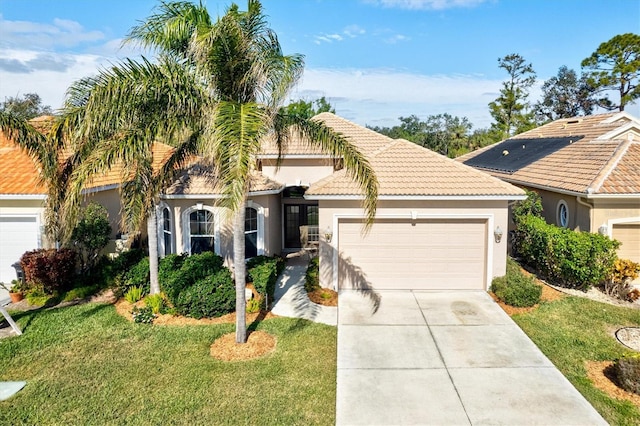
top-left (306, 138), bottom-right (525, 197)
top-left (457, 112), bottom-right (640, 195)
top-left (165, 162), bottom-right (283, 196)
top-left (260, 112), bottom-right (394, 157)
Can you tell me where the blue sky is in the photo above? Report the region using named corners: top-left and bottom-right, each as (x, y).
top-left (0, 0), bottom-right (638, 128)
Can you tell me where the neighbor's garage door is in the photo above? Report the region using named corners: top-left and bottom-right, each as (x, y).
top-left (0, 216), bottom-right (39, 283)
top-left (612, 222), bottom-right (640, 263)
top-left (338, 218), bottom-right (487, 290)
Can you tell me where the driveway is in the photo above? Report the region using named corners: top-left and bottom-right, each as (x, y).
top-left (336, 290), bottom-right (607, 425)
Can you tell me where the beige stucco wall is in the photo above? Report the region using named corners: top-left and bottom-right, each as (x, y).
top-left (592, 200), bottom-right (640, 233)
top-left (317, 199), bottom-right (510, 290)
top-left (261, 158), bottom-right (334, 187)
top-left (523, 187), bottom-right (591, 232)
top-left (84, 189), bottom-right (124, 239)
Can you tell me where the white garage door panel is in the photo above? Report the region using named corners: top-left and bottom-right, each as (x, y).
top-left (0, 216), bottom-right (39, 284)
top-left (338, 219), bottom-right (487, 290)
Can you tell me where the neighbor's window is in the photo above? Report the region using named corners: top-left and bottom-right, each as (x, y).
top-left (557, 200), bottom-right (569, 228)
top-left (245, 207), bottom-right (258, 259)
top-left (189, 209), bottom-right (215, 254)
top-left (162, 207), bottom-right (173, 255)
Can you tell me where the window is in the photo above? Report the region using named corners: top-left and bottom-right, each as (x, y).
top-left (189, 209), bottom-right (215, 254)
top-left (557, 200), bottom-right (569, 228)
top-left (245, 207), bottom-right (258, 258)
top-left (162, 208), bottom-right (173, 255)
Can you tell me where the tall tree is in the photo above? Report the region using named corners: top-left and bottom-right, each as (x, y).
top-left (0, 93), bottom-right (52, 120)
top-left (535, 66), bottom-right (595, 121)
top-left (581, 33), bottom-right (640, 112)
top-left (283, 96), bottom-right (335, 119)
top-left (488, 54), bottom-right (537, 139)
top-left (64, 0), bottom-right (378, 343)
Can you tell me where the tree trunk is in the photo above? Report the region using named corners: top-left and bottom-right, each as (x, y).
top-left (234, 205), bottom-right (247, 343)
top-left (148, 207), bottom-right (160, 295)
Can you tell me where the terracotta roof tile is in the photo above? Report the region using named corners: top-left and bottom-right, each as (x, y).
top-left (458, 112), bottom-right (640, 195)
top-left (0, 132), bottom-right (46, 195)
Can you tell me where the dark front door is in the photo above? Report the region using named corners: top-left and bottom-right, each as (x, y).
top-left (284, 204), bottom-right (318, 249)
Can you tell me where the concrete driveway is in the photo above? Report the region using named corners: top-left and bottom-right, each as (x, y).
top-left (336, 290), bottom-right (607, 425)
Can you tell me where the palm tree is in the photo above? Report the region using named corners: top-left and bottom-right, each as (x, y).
top-left (64, 0), bottom-right (378, 343)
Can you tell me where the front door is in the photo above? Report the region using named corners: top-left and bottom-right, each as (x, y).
top-left (284, 204), bottom-right (319, 249)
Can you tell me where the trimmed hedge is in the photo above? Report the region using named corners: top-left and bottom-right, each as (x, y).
top-left (174, 270), bottom-right (235, 319)
top-left (160, 252), bottom-right (224, 304)
top-left (490, 267), bottom-right (542, 308)
top-left (304, 257), bottom-right (320, 293)
top-left (614, 355), bottom-right (640, 395)
top-left (247, 255), bottom-right (285, 304)
top-left (514, 215), bottom-right (619, 290)
top-left (20, 248), bottom-right (77, 294)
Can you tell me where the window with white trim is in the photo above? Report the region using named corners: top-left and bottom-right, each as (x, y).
top-left (189, 209), bottom-right (215, 254)
top-left (162, 207), bottom-right (173, 255)
top-left (557, 200), bottom-right (569, 228)
top-left (245, 207), bottom-right (258, 259)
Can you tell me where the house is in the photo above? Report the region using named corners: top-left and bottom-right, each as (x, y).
top-left (2, 112), bottom-right (526, 291)
top-left (156, 113), bottom-right (526, 291)
top-left (457, 112), bottom-right (640, 267)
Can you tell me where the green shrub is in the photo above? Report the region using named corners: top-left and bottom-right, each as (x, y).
top-left (131, 306), bottom-right (156, 324)
top-left (144, 293), bottom-right (165, 314)
top-left (512, 189), bottom-right (543, 224)
top-left (174, 270), bottom-right (235, 319)
top-left (491, 261), bottom-right (542, 308)
top-left (124, 286), bottom-right (145, 303)
top-left (20, 248), bottom-right (78, 294)
top-left (246, 297), bottom-right (261, 313)
top-left (71, 202), bottom-right (112, 272)
top-left (161, 252), bottom-right (224, 305)
top-left (614, 355), bottom-right (640, 395)
top-left (304, 257), bottom-right (320, 292)
top-left (122, 257), bottom-right (151, 294)
top-left (514, 215), bottom-right (619, 290)
top-left (247, 255), bottom-right (284, 304)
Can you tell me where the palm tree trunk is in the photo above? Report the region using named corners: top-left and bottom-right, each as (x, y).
top-left (148, 208), bottom-right (160, 295)
top-left (234, 206), bottom-right (247, 343)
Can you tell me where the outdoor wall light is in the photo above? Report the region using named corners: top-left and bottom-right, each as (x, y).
top-left (324, 227), bottom-right (333, 243)
top-left (494, 225), bottom-right (503, 243)
top-left (196, 202), bottom-right (204, 211)
top-left (598, 224), bottom-right (608, 235)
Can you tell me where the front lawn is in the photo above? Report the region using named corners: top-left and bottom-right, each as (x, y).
top-left (512, 295), bottom-right (640, 425)
top-left (0, 303), bottom-right (336, 425)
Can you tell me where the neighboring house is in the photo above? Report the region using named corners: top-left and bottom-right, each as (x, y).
top-left (458, 112), bottom-right (640, 268)
top-left (157, 113), bottom-right (526, 291)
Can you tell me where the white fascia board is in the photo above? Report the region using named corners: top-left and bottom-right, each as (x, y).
top-left (81, 184), bottom-right (120, 194)
top-left (305, 194), bottom-right (527, 201)
top-left (258, 154), bottom-right (333, 159)
top-left (161, 187), bottom-right (284, 200)
top-left (587, 193), bottom-right (640, 199)
top-left (501, 178), bottom-right (640, 200)
top-left (0, 194), bottom-right (47, 200)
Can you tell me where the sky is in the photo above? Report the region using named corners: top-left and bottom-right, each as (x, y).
top-left (0, 0), bottom-right (638, 129)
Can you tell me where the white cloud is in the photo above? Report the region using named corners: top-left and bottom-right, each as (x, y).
top-left (291, 68), bottom-right (504, 128)
top-left (344, 25), bottom-right (366, 38)
top-left (0, 15), bottom-right (105, 49)
top-left (314, 33), bottom-right (345, 44)
top-left (384, 34), bottom-right (410, 44)
top-left (364, 0), bottom-right (488, 10)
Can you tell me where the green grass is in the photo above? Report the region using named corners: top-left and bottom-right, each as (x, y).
top-left (512, 296), bottom-right (640, 425)
top-left (0, 303), bottom-right (336, 425)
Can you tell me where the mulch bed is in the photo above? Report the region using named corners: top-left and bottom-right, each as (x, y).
top-left (307, 288), bottom-right (338, 306)
top-left (586, 361), bottom-right (640, 407)
top-left (491, 283), bottom-right (565, 316)
top-left (210, 331), bottom-right (276, 361)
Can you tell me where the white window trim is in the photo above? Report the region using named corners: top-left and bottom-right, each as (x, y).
top-left (181, 205), bottom-right (221, 255)
top-left (245, 202), bottom-right (265, 258)
top-left (156, 202), bottom-right (174, 257)
top-left (329, 213), bottom-right (494, 292)
top-left (556, 200), bottom-right (569, 228)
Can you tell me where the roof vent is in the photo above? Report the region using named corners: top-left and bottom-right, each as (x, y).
top-left (502, 150), bottom-right (509, 156)
top-left (566, 119), bottom-right (581, 124)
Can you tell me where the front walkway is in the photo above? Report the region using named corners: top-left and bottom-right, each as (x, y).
top-left (270, 252), bottom-right (337, 326)
top-left (337, 289), bottom-right (607, 425)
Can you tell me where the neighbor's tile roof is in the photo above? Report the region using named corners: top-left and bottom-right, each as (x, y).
top-left (457, 112), bottom-right (640, 195)
top-left (307, 138), bottom-right (525, 197)
top-left (165, 162), bottom-right (283, 196)
top-left (260, 112), bottom-right (393, 157)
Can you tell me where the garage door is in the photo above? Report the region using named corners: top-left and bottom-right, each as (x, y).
top-left (0, 216), bottom-right (39, 284)
top-left (338, 218), bottom-right (487, 290)
top-left (613, 223), bottom-right (640, 263)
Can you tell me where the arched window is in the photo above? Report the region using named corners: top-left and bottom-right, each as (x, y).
top-left (245, 207), bottom-right (258, 258)
top-left (557, 200), bottom-right (569, 228)
top-left (162, 207), bottom-right (173, 255)
top-left (189, 209), bottom-right (215, 254)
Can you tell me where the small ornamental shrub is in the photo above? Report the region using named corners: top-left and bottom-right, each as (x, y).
top-left (512, 189), bottom-right (543, 224)
top-left (20, 248), bottom-right (77, 294)
top-left (513, 215), bottom-right (619, 290)
top-left (174, 270), bottom-right (235, 319)
top-left (304, 257), bottom-right (320, 293)
top-left (71, 202), bottom-right (112, 272)
top-left (614, 355), bottom-right (640, 395)
top-left (124, 286), bottom-right (145, 303)
top-left (247, 255), bottom-right (284, 305)
top-left (491, 261), bottom-right (542, 308)
top-left (603, 258), bottom-right (640, 301)
top-left (246, 297), bottom-right (261, 313)
top-left (144, 293), bottom-right (165, 314)
top-left (161, 252), bottom-right (224, 305)
top-left (131, 306), bottom-right (156, 324)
